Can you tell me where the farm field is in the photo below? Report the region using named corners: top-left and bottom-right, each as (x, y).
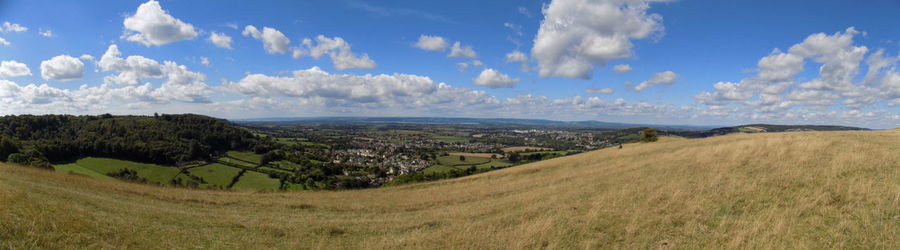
top-left (53, 157), bottom-right (181, 184)
top-left (232, 171), bottom-right (280, 191)
top-left (186, 164), bottom-right (243, 189)
top-left (501, 146), bottom-right (553, 153)
top-left (3, 130), bottom-right (899, 248)
top-left (447, 152), bottom-right (503, 159)
top-left (435, 155), bottom-right (491, 166)
top-left (52, 163), bottom-right (115, 180)
top-left (225, 151), bottom-right (262, 165)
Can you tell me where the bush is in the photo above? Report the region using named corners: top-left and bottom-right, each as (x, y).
top-left (641, 128), bottom-right (658, 142)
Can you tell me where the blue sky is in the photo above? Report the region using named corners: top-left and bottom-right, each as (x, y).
top-left (0, 0), bottom-right (899, 128)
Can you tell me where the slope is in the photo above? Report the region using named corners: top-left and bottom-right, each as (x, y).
top-left (1, 130), bottom-right (898, 249)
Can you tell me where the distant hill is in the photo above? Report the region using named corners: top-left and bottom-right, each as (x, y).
top-left (0, 114), bottom-right (256, 166)
top-left (234, 116), bottom-right (717, 131)
top-left (2, 129), bottom-right (898, 248)
top-left (670, 124), bottom-right (870, 138)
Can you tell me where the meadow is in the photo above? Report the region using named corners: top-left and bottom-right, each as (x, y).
top-left (53, 157), bottom-right (181, 184)
top-left (3, 129), bottom-right (899, 248)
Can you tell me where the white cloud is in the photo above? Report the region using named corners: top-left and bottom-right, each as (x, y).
top-left (0, 37), bottom-right (9, 46)
top-left (39, 29), bottom-right (53, 37)
top-left (413, 35), bottom-right (448, 51)
top-left (122, 0), bottom-right (198, 46)
top-left (99, 44), bottom-right (165, 85)
top-left (612, 64), bottom-right (632, 73)
top-left (757, 50), bottom-right (804, 82)
top-left (456, 62), bottom-right (469, 73)
top-left (863, 49), bottom-right (898, 84)
top-left (586, 87), bottom-right (614, 94)
top-left (531, 0), bottom-right (665, 79)
top-left (224, 67), bottom-right (499, 110)
top-left (200, 57), bottom-right (210, 66)
top-left (242, 25), bottom-right (290, 54)
top-left (79, 54), bottom-right (95, 61)
top-left (1, 22), bottom-right (27, 33)
top-left (473, 68), bottom-right (519, 88)
top-left (505, 51), bottom-right (528, 63)
top-left (471, 60), bottom-right (484, 67)
top-left (633, 71), bottom-right (677, 91)
top-left (0, 61), bottom-right (32, 78)
top-left (300, 35), bottom-right (376, 70)
top-left (448, 41), bottom-right (477, 58)
top-left (40, 55), bottom-right (84, 82)
top-left (208, 32), bottom-right (233, 49)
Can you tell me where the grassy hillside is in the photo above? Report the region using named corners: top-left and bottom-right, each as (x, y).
top-left (2, 130), bottom-right (899, 248)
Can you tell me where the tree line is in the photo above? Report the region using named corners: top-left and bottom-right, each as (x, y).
top-left (0, 114), bottom-right (257, 167)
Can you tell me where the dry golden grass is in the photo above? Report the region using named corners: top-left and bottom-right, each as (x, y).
top-left (2, 130), bottom-right (900, 249)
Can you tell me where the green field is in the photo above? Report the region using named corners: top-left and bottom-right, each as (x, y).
top-left (232, 171), bottom-right (280, 191)
top-left (225, 151), bottom-right (262, 164)
top-left (186, 164), bottom-right (242, 189)
top-left (218, 157), bottom-right (256, 168)
top-left (52, 163), bottom-right (115, 180)
top-left (258, 166), bottom-right (293, 175)
top-left (57, 157), bottom-right (181, 184)
top-left (421, 165), bottom-right (457, 174)
top-left (474, 159), bottom-right (513, 170)
top-left (436, 155), bottom-right (491, 166)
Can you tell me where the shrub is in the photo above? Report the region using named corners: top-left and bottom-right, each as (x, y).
top-left (641, 128), bottom-right (658, 142)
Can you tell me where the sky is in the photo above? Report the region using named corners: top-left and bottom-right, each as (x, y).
top-left (0, 0), bottom-right (899, 128)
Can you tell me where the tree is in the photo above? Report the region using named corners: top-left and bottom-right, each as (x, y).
top-left (641, 128), bottom-right (658, 142)
top-left (458, 155), bottom-right (466, 161)
top-left (0, 136), bottom-right (20, 161)
top-left (508, 152), bottom-right (520, 163)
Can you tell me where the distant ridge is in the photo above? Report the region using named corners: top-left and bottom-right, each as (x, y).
top-left (232, 116), bottom-right (719, 131)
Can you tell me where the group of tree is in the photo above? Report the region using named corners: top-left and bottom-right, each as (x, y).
top-left (0, 114), bottom-right (257, 166)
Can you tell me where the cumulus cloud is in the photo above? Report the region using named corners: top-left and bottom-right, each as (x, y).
top-left (694, 27), bottom-right (900, 127)
top-left (506, 51), bottom-right (527, 62)
top-left (633, 71), bottom-right (677, 91)
top-left (224, 67), bottom-right (498, 110)
top-left (0, 37), bottom-right (9, 46)
top-left (531, 0), bottom-right (665, 79)
top-left (612, 64), bottom-right (632, 73)
top-left (40, 55), bottom-right (85, 81)
top-left (473, 68), bottom-right (519, 88)
top-left (242, 25), bottom-right (290, 54)
top-left (200, 57), bottom-right (210, 66)
top-left (99, 44), bottom-right (165, 85)
top-left (0, 61), bottom-right (32, 78)
top-left (586, 87), bottom-right (614, 94)
top-left (122, 0), bottom-right (198, 46)
top-left (448, 41), bottom-right (477, 58)
top-left (300, 35), bottom-right (376, 70)
top-left (208, 32), bottom-right (233, 49)
top-left (413, 35), bottom-right (448, 51)
top-left (1, 22), bottom-right (27, 33)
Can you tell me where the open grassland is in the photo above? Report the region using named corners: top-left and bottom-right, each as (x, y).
top-left (3, 130), bottom-right (900, 249)
top-left (54, 157), bottom-right (181, 184)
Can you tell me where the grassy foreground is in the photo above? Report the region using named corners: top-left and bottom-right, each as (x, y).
top-left (2, 130), bottom-right (900, 248)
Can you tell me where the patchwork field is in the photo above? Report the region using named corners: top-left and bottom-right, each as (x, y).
top-left (4, 130), bottom-right (900, 248)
